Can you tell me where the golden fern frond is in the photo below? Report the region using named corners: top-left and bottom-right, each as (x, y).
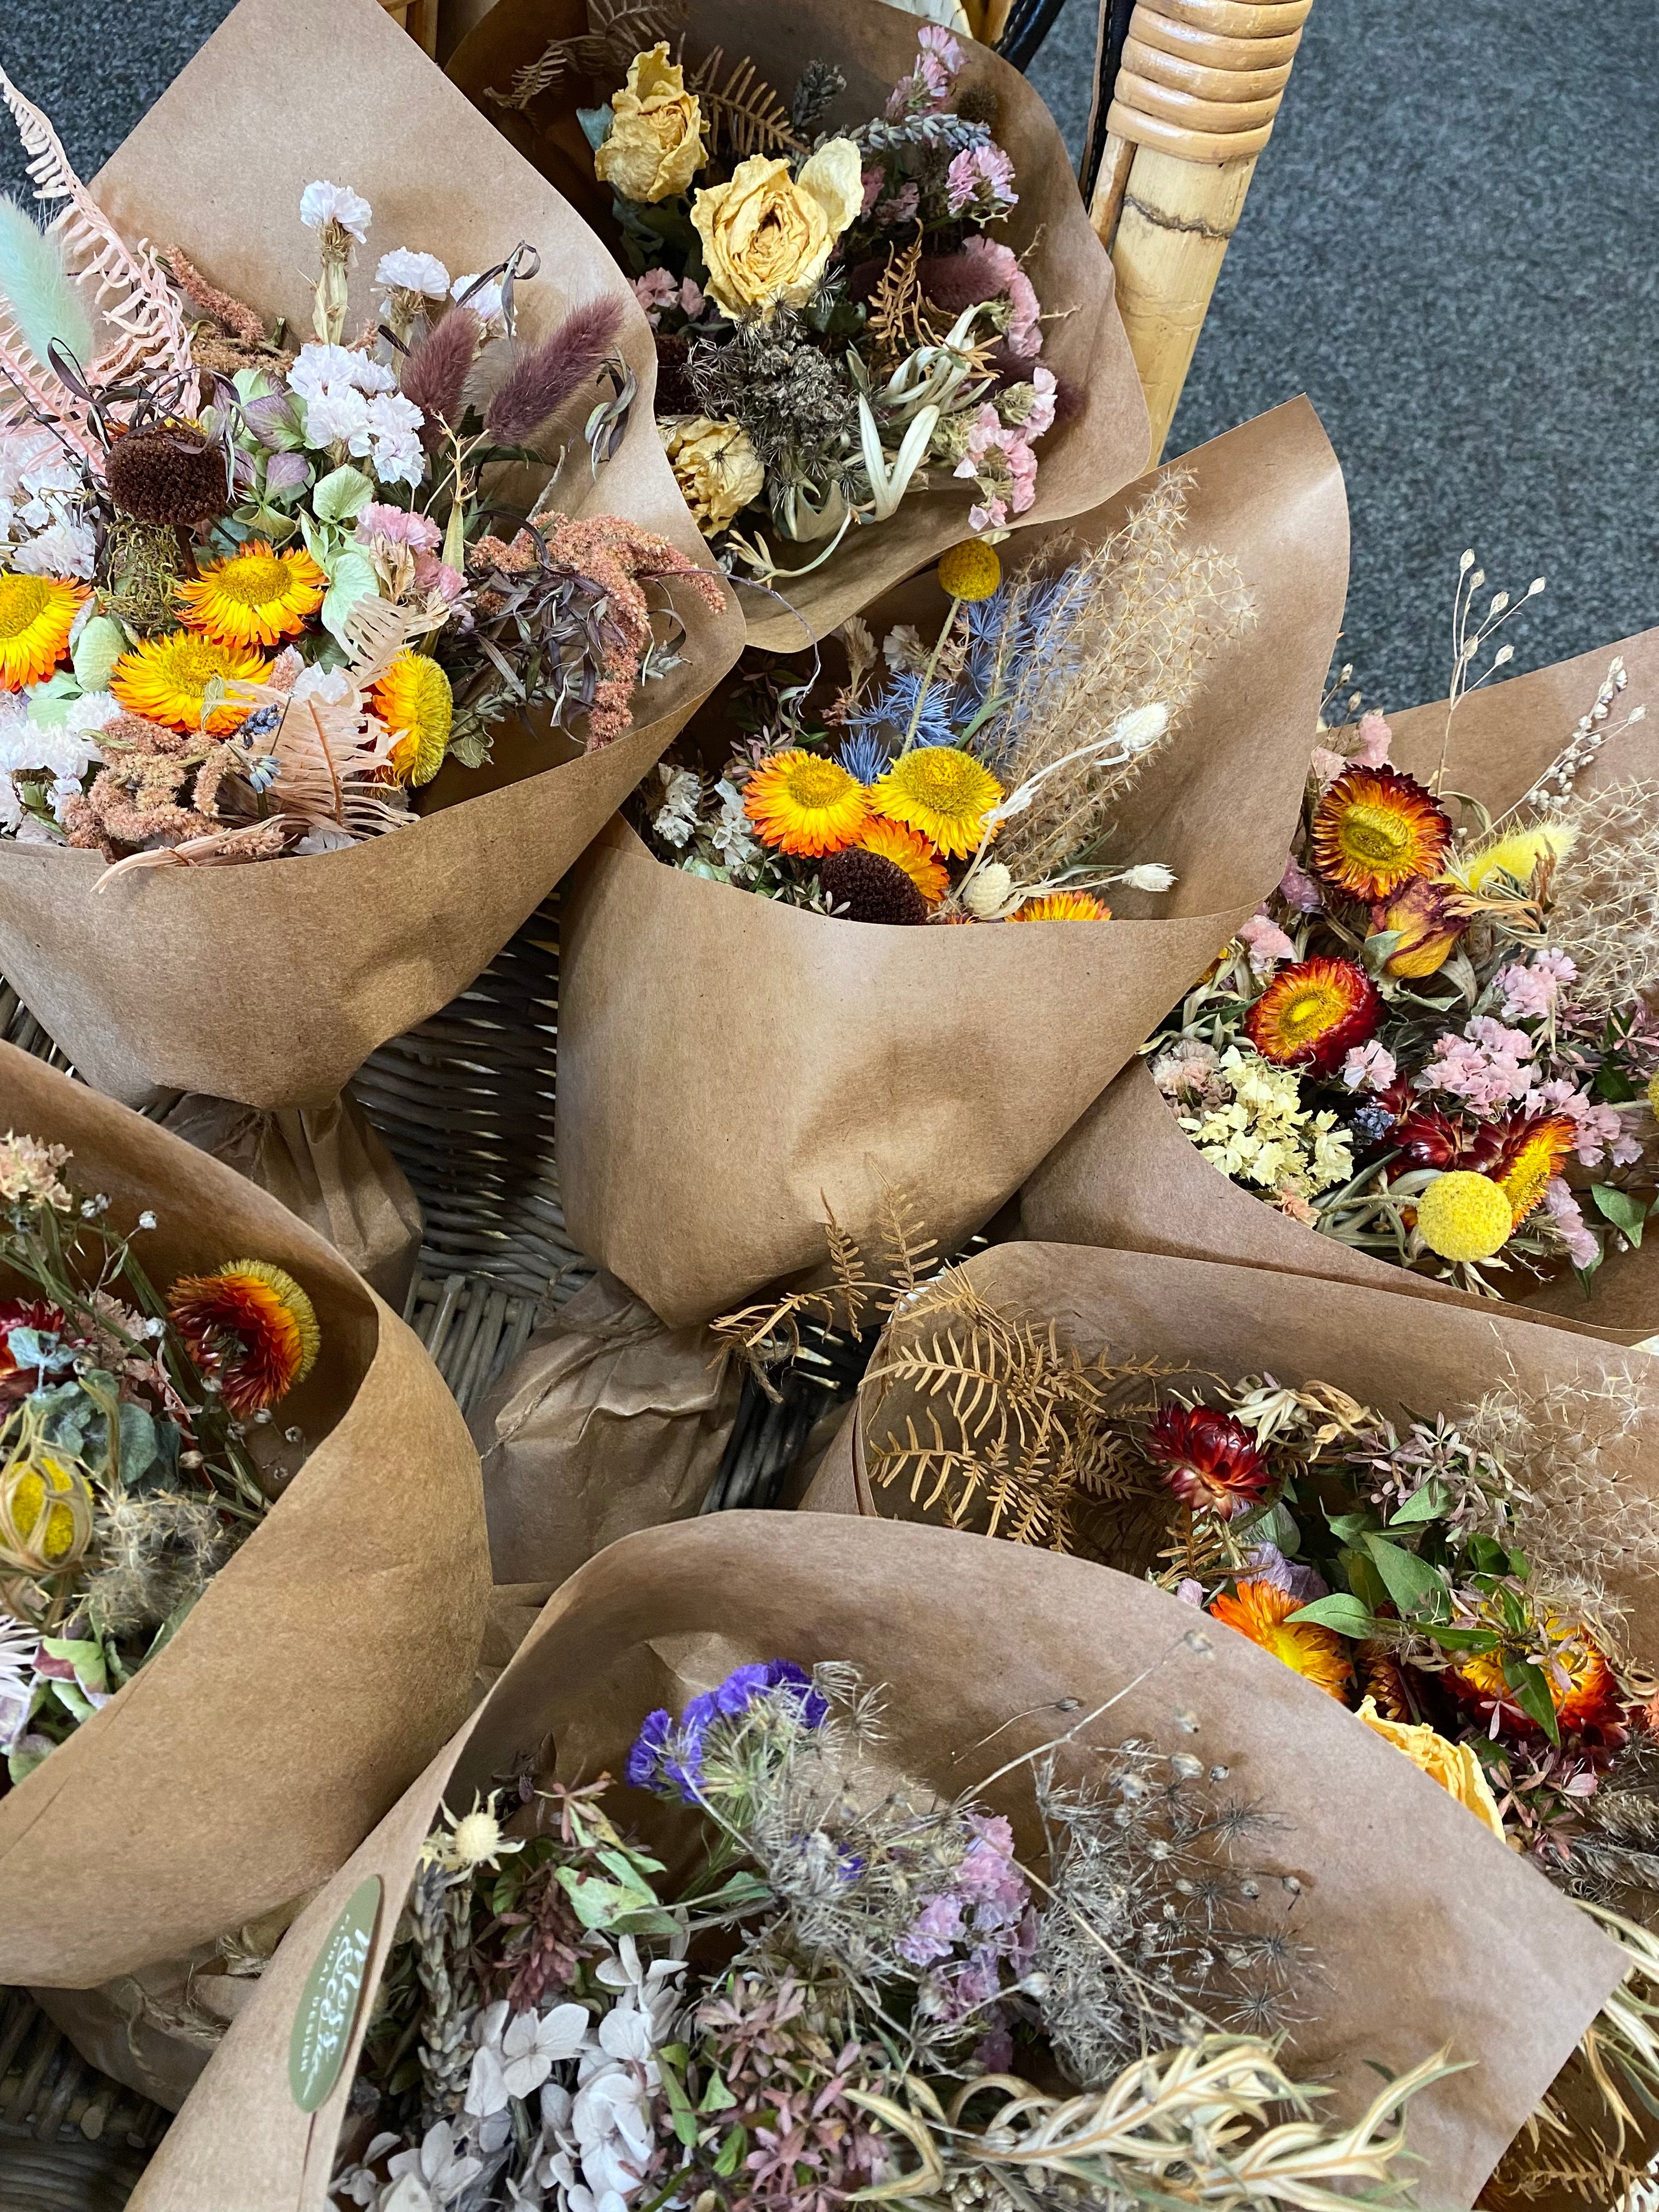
top-left (487, 1), bottom-right (686, 109)
top-left (687, 48), bottom-right (801, 159)
top-left (821, 1195), bottom-right (877, 1338)
top-left (876, 1183), bottom-right (939, 1310)
top-left (708, 1288), bottom-right (834, 1398)
top-left (0, 67), bottom-right (192, 394)
top-left (864, 238), bottom-right (941, 375)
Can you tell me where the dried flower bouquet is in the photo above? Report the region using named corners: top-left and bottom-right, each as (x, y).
top-left (1023, 612), bottom-right (1659, 1342)
top-left (0, 1042), bottom-right (486, 2018)
top-left (0, 0), bottom-right (742, 1183)
top-left (448, 0), bottom-right (1149, 646)
top-left (809, 1241), bottom-right (1659, 2202)
top-left (553, 402), bottom-right (1348, 1324)
top-left (119, 1516), bottom-right (1621, 2210)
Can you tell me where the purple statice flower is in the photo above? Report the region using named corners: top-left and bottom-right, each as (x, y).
top-left (1353, 710), bottom-right (1393, 768)
top-left (885, 26), bottom-right (963, 119)
top-left (625, 1704), bottom-right (707, 1798)
top-left (625, 1661), bottom-right (826, 1803)
top-left (956, 1814), bottom-right (1029, 1932)
top-left (1341, 1040), bottom-right (1397, 1093)
top-left (874, 183), bottom-right (920, 228)
top-left (1245, 1541), bottom-right (1328, 1606)
top-left (356, 502), bottom-right (441, 551)
top-left (972, 2024), bottom-right (1014, 2074)
top-left (898, 1893), bottom-right (966, 1966)
top-left (1278, 853), bottom-right (1325, 912)
top-left (946, 142), bottom-right (1018, 221)
top-left (1544, 1176), bottom-right (1601, 1267)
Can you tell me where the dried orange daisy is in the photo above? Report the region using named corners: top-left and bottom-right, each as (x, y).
top-left (1007, 891), bottom-right (1111, 922)
top-left (1244, 955), bottom-right (1380, 1072)
top-left (1209, 1577), bottom-right (1353, 1702)
top-left (1493, 1114), bottom-right (1577, 1228)
top-left (374, 652), bottom-right (454, 786)
top-left (174, 539), bottom-right (326, 648)
top-left (1448, 1613), bottom-right (1624, 1740)
top-left (168, 1259), bottom-right (320, 1414)
top-left (1312, 766), bottom-right (1451, 900)
top-left (858, 816), bottom-right (948, 905)
top-left (0, 573), bottom-right (86, 690)
top-left (744, 749), bottom-right (870, 857)
top-left (111, 630), bottom-right (271, 735)
top-left (870, 745), bottom-right (1002, 861)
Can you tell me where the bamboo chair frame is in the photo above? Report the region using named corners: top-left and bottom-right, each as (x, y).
top-left (0, 2), bottom-right (1315, 2193)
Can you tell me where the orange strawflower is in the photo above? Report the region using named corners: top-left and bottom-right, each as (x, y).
top-left (744, 750), bottom-right (870, 857)
top-left (175, 540), bottom-right (326, 647)
top-left (858, 817), bottom-right (948, 905)
top-left (1493, 1114), bottom-right (1578, 1228)
top-left (1312, 766), bottom-right (1451, 900)
top-left (1007, 891), bottom-right (1111, 922)
top-left (168, 1260), bottom-right (320, 1414)
top-left (1209, 1577), bottom-right (1353, 1702)
top-left (0, 574), bottom-right (86, 690)
top-left (1244, 956), bottom-right (1380, 1073)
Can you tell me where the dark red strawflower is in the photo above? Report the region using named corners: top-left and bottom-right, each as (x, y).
top-left (0, 1297), bottom-right (68, 1399)
top-left (1393, 1109), bottom-right (1504, 1172)
top-left (1146, 1404), bottom-right (1272, 1520)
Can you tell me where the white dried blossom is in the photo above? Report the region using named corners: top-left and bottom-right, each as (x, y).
top-left (375, 249), bottom-right (450, 298)
top-left (1115, 861), bottom-right (1176, 893)
top-left (300, 180), bottom-right (372, 242)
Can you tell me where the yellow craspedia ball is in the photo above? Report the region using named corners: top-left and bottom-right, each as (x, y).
top-left (1417, 1170), bottom-right (1514, 1263)
top-left (936, 540), bottom-right (1001, 602)
top-left (1647, 1069), bottom-right (1659, 1118)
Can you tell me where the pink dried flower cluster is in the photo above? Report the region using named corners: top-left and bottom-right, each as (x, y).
top-left (946, 143), bottom-right (1018, 220)
top-left (633, 269), bottom-right (706, 325)
top-left (1419, 1015), bottom-right (1539, 1114)
top-left (953, 368), bottom-right (1056, 531)
top-left (896, 1812), bottom-right (1036, 2031)
top-left (1341, 1040), bottom-right (1398, 1092)
top-left (1498, 947), bottom-right (1578, 1022)
top-left (885, 24), bottom-right (963, 117)
top-left (1238, 908), bottom-right (1296, 977)
top-left (953, 236), bottom-right (1041, 358)
top-left (1544, 1176), bottom-right (1601, 1267)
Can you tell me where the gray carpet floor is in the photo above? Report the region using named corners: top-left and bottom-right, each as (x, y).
top-left (2, 0), bottom-right (1655, 716)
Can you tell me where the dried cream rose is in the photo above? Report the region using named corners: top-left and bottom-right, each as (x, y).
top-left (662, 415), bottom-right (766, 535)
top-left (691, 140), bottom-right (863, 317)
top-left (1355, 1697), bottom-right (1508, 1841)
top-left (595, 44), bottom-right (707, 204)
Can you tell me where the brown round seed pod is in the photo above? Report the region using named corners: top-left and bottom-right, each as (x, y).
top-left (105, 426), bottom-right (231, 526)
top-left (820, 847), bottom-right (928, 926)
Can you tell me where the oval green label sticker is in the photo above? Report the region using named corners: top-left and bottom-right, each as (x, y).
top-left (289, 1875), bottom-right (382, 2113)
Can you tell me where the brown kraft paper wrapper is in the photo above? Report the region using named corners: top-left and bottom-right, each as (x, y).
top-left (472, 1267), bottom-right (742, 1585)
top-left (554, 398), bottom-right (1348, 1327)
top-left (129, 1511), bottom-right (1620, 2210)
top-left (1019, 625), bottom-right (1659, 1346)
top-left (0, 1043), bottom-right (490, 2004)
top-left (0, 0), bottom-right (744, 1169)
top-left (447, 0), bottom-right (1153, 649)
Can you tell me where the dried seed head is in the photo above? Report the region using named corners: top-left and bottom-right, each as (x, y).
top-left (106, 425), bottom-right (231, 526)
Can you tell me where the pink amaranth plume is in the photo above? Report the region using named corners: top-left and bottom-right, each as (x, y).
top-left (484, 296), bottom-right (627, 448)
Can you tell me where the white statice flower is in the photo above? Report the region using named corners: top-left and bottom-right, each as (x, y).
top-left (710, 777), bottom-right (758, 867)
top-left (329, 2131), bottom-right (404, 2209)
top-left (453, 272), bottom-right (505, 327)
top-left (13, 516), bottom-right (96, 579)
top-left (354, 391), bottom-right (426, 487)
top-left (0, 1613), bottom-right (39, 1755)
top-left (0, 689), bottom-right (115, 834)
top-left (376, 249), bottom-right (451, 299)
top-left (300, 179), bottom-right (372, 242)
top-left (651, 764), bottom-right (702, 848)
top-left (882, 622), bottom-right (929, 675)
top-left (290, 343), bottom-right (397, 400)
top-left (292, 823), bottom-right (357, 856)
top-left (1181, 1045), bottom-right (1352, 1204)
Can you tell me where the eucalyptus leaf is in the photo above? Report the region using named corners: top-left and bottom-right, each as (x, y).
top-left (578, 102), bottom-right (614, 150)
top-left (312, 464), bottom-right (374, 523)
top-left (1385, 1481), bottom-right (1448, 1527)
top-left (1590, 1183), bottom-right (1647, 1245)
top-left (320, 551), bottom-right (379, 644)
top-left (1288, 1593), bottom-right (1378, 1637)
top-left (1362, 1533), bottom-right (1443, 1613)
top-left (116, 1399), bottom-right (159, 1487)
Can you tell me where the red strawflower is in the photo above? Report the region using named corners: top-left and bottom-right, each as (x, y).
top-left (0, 1297), bottom-right (69, 1400)
top-left (1146, 1404), bottom-right (1272, 1520)
top-left (1244, 956), bottom-right (1381, 1074)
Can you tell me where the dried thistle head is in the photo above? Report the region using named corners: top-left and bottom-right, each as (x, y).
top-left (83, 1487), bottom-right (229, 1639)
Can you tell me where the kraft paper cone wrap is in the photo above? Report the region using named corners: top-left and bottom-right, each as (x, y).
top-left (0, 1044), bottom-right (489, 1990)
top-left (131, 1511), bottom-right (1620, 2210)
top-left (473, 1268), bottom-right (741, 1584)
top-left (0, 0), bottom-right (744, 1116)
top-left (1020, 626), bottom-right (1659, 1345)
top-left (447, 0), bottom-right (1152, 648)
top-left (555, 399), bottom-right (1348, 1325)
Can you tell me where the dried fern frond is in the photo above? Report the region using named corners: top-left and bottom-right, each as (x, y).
top-left (873, 1185), bottom-right (938, 1316)
top-left (849, 2034), bottom-right (1455, 2210)
top-left (864, 239), bottom-right (944, 376)
top-left (862, 1266), bottom-right (1169, 1550)
top-left (822, 1196), bottom-right (877, 1338)
top-left (487, 0), bottom-right (688, 108)
top-left (708, 1288), bottom-right (835, 1398)
top-left (686, 48), bottom-right (802, 160)
top-left (1545, 776), bottom-right (1659, 1014)
top-left (977, 475), bottom-right (1252, 887)
top-left (0, 66), bottom-right (191, 405)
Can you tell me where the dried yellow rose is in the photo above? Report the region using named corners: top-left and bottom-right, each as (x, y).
top-left (596, 44), bottom-right (707, 205)
top-left (691, 140), bottom-right (863, 317)
top-left (1356, 1696), bottom-right (1508, 1841)
top-left (661, 416), bottom-right (766, 536)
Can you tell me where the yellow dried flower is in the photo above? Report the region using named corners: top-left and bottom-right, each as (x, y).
top-left (596, 44), bottom-right (707, 204)
top-left (661, 416), bottom-right (766, 537)
top-left (1416, 1169), bottom-right (1513, 1263)
top-left (936, 540), bottom-right (1001, 602)
top-left (691, 141), bottom-right (863, 317)
top-left (1356, 1698), bottom-right (1507, 1841)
